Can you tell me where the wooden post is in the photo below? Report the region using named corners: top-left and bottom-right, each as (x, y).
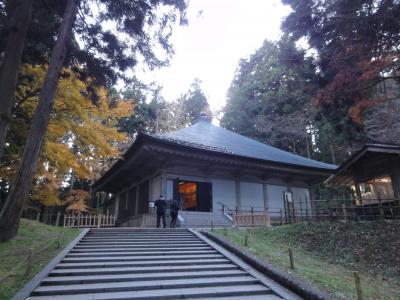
top-left (97, 214), bottom-right (101, 228)
top-left (56, 211), bottom-right (61, 226)
top-left (251, 207), bottom-right (254, 226)
top-left (288, 248), bottom-right (294, 269)
top-left (235, 205), bottom-right (238, 226)
top-left (57, 231), bottom-right (64, 249)
top-left (305, 197), bottom-right (309, 221)
top-left (299, 198), bottom-right (303, 223)
top-left (283, 194), bottom-right (288, 223)
top-left (63, 213), bottom-right (66, 227)
top-left (25, 248), bottom-right (33, 277)
top-left (280, 209), bottom-right (284, 225)
top-left (292, 200), bottom-right (296, 223)
top-left (244, 234), bottom-right (248, 247)
top-left (342, 204), bottom-right (348, 222)
top-left (235, 178), bottom-right (241, 211)
top-left (354, 272), bottom-right (363, 300)
top-left (36, 212), bottom-right (40, 222)
top-left (378, 198), bottom-right (384, 217)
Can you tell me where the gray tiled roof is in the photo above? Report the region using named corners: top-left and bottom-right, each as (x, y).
top-left (153, 120), bottom-right (336, 170)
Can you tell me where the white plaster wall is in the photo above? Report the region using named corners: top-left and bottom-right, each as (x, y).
top-left (166, 180), bottom-right (174, 200)
top-left (240, 182), bottom-right (263, 210)
top-left (211, 179), bottom-right (236, 211)
top-left (150, 175), bottom-right (161, 202)
top-left (267, 185), bottom-right (311, 218)
top-left (267, 185), bottom-right (287, 213)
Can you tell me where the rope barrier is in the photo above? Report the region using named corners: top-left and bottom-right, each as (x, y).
top-left (0, 232), bottom-right (63, 283)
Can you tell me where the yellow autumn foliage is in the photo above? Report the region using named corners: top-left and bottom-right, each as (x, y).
top-left (12, 65), bottom-right (134, 206)
top-left (64, 189), bottom-right (90, 212)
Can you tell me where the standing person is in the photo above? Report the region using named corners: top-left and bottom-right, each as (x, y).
top-left (154, 195), bottom-right (167, 228)
top-left (170, 198), bottom-right (180, 228)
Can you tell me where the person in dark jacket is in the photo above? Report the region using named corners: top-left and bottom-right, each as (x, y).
top-left (170, 198), bottom-right (180, 228)
top-left (154, 195), bottom-right (167, 228)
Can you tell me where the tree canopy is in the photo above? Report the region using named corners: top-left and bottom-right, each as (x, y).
top-left (221, 39), bottom-right (317, 157)
top-left (119, 78), bottom-right (211, 137)
top-left (1, 65), bottom-right (132, 206)
top-left (282, 0), bottom-right (400, 145)
top-left (222, 0), bottom-right (400, 164)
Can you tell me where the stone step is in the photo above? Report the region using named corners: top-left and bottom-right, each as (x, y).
top-left (80, 237), bottom-right (200, 242)
top-left (42, 270), bottom-right (248, 285)
top-left (85, 232), bottom-right (194, 235)
top-left (87, 229), bottom-right (190, 232)
top-left (19, 228), bottom-right (289, 300)
top-left (66, 250), bottom-right (218, 257)
top-left (27, 284), bottom-right (271, 300)
top-left (77, 240), bottom-right (202, 245)
top-left (74, 242), bottom-right (207, 247)
top-left (50, 263), bottom-right (239, 276)
top-left (70, 246), bottom-right (213, 253)
top-left (193, 295), bottom-right (282, 300)
top-left (32, 276), bottom-right (261, 296)
top-left (88, 230), bottom-right (189, 234)
top-left (83, 234), bottom-right (196, 239)
top-left (62, 253), bottom-right (223, 262)
top-left (56, 258), bottom-right (230, 269)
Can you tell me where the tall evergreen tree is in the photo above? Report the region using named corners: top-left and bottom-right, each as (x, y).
top-left (221, 39), bottom-right (318, 158)
top-left (282, 0), bottom-right (400, 148)
top-left (0, 0), bottom-right (187, 242)
top-left (0, 0), bottom-right (33, 161)
top-left (182, 79), bottom-right (211, 125)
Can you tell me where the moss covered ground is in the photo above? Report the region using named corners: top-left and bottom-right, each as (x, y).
top-left (0, 219), bottom-right (80, 299)
top-left (216, 221), bottom-right (400, 299)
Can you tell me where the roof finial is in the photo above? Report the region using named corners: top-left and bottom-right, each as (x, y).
top-left (198, 111), bottom-right (211, 122)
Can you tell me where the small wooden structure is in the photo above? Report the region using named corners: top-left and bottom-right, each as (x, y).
top-left (325, 144), bottom-right (400, 217)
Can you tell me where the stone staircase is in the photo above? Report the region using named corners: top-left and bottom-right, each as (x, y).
top-left (178, 211), bottom-right (233, 228)
top-left (24, 228), bottom-right (289, 299)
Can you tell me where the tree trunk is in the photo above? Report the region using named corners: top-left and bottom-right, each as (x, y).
top-left (305, 132), bottom-right (311, 158)
top-left (0, 0), bottom-right (34, 162)
top-left (330, 144), bottom-right (336, 165)
top-left (0, 0), bottom-right (79, 242)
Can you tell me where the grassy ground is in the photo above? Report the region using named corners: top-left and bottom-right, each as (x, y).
top-left (0, 219), bottom-right (80, 299)
top-left (216, 221), bottom-right (400, 300)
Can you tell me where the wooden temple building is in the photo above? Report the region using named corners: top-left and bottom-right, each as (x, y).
top-left (325, 143), bottom-right (400, 207)
top-left (92, 114), bottom-right (336, 226)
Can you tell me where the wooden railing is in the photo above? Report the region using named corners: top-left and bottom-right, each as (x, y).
top-left (63, 212), bottom-right (115, 228)
top-left (234, 210), bottom-right (270, 227)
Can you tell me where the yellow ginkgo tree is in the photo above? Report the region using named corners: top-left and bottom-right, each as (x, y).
top-left (4, 64), bottom-right (133, 209)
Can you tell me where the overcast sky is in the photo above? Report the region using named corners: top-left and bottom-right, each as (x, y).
top-left (136, 0), bottom-right (291, 113)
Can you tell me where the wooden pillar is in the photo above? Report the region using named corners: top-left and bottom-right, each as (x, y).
top-left (160, 172), bottom-right (167, 198)
top-left (135, 185), bottom-right (140, 216)
top-left (235, 178), bottom-right (241, 211)
top-left (262, 182), bottom-right (270, 225)
top-left (262, 182), bottom-right (269, 210)
top-left (354, 182), bottom-right (363, 201)
top-left (114, 196), bottom-right (120, 220)
top-left (149, 179), bottom-right (153, 202)
top-left (390, 170), bottom-right (400, 201)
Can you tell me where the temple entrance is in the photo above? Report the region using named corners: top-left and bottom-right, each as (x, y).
top-left (177, 181), bottom-right (212, 212)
